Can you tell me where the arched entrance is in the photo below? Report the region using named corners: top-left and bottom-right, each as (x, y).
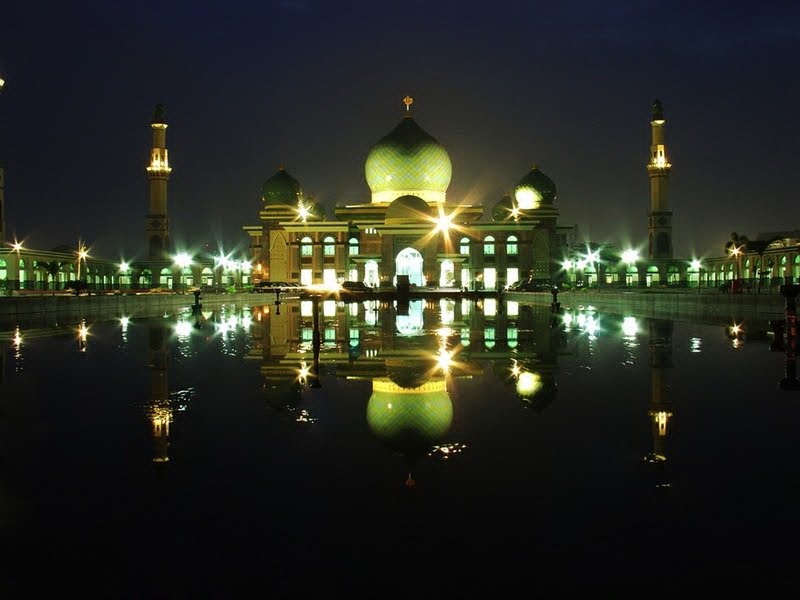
top-left (365, 260), bottom-right (379, 287)
top-left (439, 259), bottom-right (455, 287)
top-left (395, 248), bottom-right (424, 286)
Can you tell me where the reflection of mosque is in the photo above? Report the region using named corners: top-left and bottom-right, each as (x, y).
top-left (250, 297), bottom-right (564, 483)
top-left (643, 319), bottom-right (674, 488)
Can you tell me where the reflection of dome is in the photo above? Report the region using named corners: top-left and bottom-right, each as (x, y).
top-left (386, 357), bottom-right (436, 388)
top-left (365, 115), bottom-right (452, 204)
top-left (513, 165), bottom-right (557, 209)
top-left (492, 195), bottom-right (515, 222)
top-left (367, 379), bottom-right (453, 457)
top-left (261, 167), bottom-right (303, 207)
top-left (385, 195), bottom-right (431, 223)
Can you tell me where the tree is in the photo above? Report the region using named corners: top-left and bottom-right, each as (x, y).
top-left (35, 260), bottom-right (65, 290)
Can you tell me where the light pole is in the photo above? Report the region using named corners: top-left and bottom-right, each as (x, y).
top-left (119, 261), bottom-right (130, 293)
top-left (690, 259), bottom-right (702, 290)
top-left (10, 239), bottom-right (23, 290)
top-left (174, 253), bottom-right (191, 294)
top-left (622, 249), bottom-right (639, 288)
top-left (76, 242), bottom-right (88, 281)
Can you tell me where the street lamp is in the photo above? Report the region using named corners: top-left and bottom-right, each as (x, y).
top-left (728, 245), bottom-right (742, 293)
top-left (76, 242), bottom-right (89, 281)
top-left (10, 239), bottom-right (23, 290)
top-left (622, 249), bottom-right (639, 288)
top-left (174, 253), bottom-right (191, 294)
top-left (119, 261), bottom-right (130, 292)
top-left (690, 259), bottom-right (702, 290)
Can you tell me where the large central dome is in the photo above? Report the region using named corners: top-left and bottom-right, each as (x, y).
top-left (364, 108), bottom-right (452, 204)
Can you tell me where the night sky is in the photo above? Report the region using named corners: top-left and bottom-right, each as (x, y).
top-left (0, 0), bottom-right (797, 262)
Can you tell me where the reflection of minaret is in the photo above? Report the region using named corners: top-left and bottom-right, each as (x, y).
top-left (148, 324), bottom-right (171, 463)
top-left (644, 319), bottom-right (673, 487)
top-left (145, 103), bottom-right (172, 259)
top-left (647, 99), bottom-right (673, 260)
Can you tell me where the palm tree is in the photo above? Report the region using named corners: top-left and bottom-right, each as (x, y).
top-left (35, 260), bottom-right (64, 291)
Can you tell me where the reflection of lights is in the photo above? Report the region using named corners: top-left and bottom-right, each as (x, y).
top-left (690, 337), bottom-right (702, 353)
top-left (730, 323), bottom-right (742, 336)
top-left (298, 361), bottom-right (311, 383)
top-left (562, 312), bottom-right (573, 326)
top-left (484, 298), bottom-right (497, 316)
top-left (175, 321), bottom-right (192, 337)
top-left (436, 326), bottom-right (454, 339)
top-left (622, 316), bottom-right (638, 337)
top-left (120, 316), bottom-right (130, 329)
top-left (242, 314), bottom-right (253, 329)
top-left (510, 360), bottom-right (522, 378)
top-left (436, 348), bottom-right (453, 373)
top-left (584, 317), bottom-right (599, 336)
top-left (13, 326), bottom-right (22, 347)
top-left (655, 411), bottom-right (671, 436)
top-left (516, 371), bottom-right (543, 397)
top-left (429, 442), bottom-right (468, 460)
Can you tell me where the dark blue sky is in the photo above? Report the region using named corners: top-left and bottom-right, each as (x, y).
top-left (0, 0), bottom-right (797, 261)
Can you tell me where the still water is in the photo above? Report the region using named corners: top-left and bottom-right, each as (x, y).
top-left (1, 297), bottom-right (798, 595)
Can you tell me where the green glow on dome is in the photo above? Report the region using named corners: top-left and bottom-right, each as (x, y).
top-left (365, 117), bottom-right (452, 195)
top-left (514, 166), bottom-right (557, 206)
top-left (261, 167), bottom-right (303, 207)
top-left (367, 386), bottom-right (453, 448)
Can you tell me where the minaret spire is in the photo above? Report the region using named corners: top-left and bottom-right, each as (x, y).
top-left (647, 98), bottom-right (673, 260)
top-left (403, 95), bottom-right (413, 117)
top-left (145, 103), bottom-right (171, 258)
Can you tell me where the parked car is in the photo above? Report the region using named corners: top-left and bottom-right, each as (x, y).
top-left (506, 279), bottom-right (552, 292)
top-left (254, 281), bottom-right (289, 293)
top-left (340, 281), bottom-right (373, 295)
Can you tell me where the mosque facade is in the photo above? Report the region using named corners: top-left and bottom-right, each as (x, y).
top-left (243, 97), bottom-right (563, 291)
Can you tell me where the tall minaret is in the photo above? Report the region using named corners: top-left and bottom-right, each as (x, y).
top-left (644, 319), bottom-right (673, 488)
top-left (145, 103), bottom-right (171, 258)
top-left (0, 75), bottom-right (6, 244)
top-left (646, 99), bottom-right (672, 260)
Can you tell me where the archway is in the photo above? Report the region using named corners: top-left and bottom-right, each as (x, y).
top-left (439, 259), bottom-right (455, 287)
top-left (365, 260), bottom-right (379, 287)
top-left (395, 247), bottom-right (424, 286)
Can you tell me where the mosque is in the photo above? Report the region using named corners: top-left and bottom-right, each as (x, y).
top-left (243, 96), bottom-right (565, 292)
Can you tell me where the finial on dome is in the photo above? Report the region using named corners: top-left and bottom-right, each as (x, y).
top-left (531, 163), bottom-right (538, 171)
top-left (278, 164), bottom-right (285, 171)
top-left (403, 95), bottom-right (413, 114)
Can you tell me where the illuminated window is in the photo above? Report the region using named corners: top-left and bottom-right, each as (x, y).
top-left (323, 236), bottom-right (335, 256)
top-left (348, 237), bottom-right (359, 256)
top-left (506, 235), bottom-right (518, 255)
top-left (460, 237), bottom-right (470, 255)
top-left (483, 236), bottom-right (495, 256)
top-left (301, 236), bottom-right (313, 257)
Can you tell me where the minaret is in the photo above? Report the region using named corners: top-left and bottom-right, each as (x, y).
top-left (647, 99), bottom-right (672, 260)
top-left (0, 75), bottom-right (6, 244)
top-left (145, 103), bottom-right (171, 258)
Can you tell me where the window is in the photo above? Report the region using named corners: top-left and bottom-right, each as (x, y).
top-left (483, 236), bottom-right (495, 256)
top-left (323, 236), bottom-right (335, 256)
top-left (301, 236), bottom-right (313, 257)
top-left (460, 237), bottom-right (470, 255)
top-left (348, 237), bottom-right (359, 256)
top-left (506, 235), bottom-right (518, 255)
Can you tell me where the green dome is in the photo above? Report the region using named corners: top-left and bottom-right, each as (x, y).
top-left (365, 116), bottom-right (452, 196)
top-left (492, 195), bottom-right (515, 222)
top-left (367, 386), bottom-right (453, 454)
top-left (513, 165), bottom-right (557, 208)
top-left (261, 167), bottom-right (303, 207)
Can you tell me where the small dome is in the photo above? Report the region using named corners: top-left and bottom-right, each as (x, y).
top-left (365, 115), bottom-right (452, 200)
top-left (385, 195), bottom-right (431, 223)
top-left (513, 165), bottom-right (557, 209)
top-left (492, 195), bottom-right (515, 222)
top-left (261, 167), bottom-right (303, 207)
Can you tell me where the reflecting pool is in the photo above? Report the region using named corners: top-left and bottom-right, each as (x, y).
top-left (1, 298), bottom-right (798, 595)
